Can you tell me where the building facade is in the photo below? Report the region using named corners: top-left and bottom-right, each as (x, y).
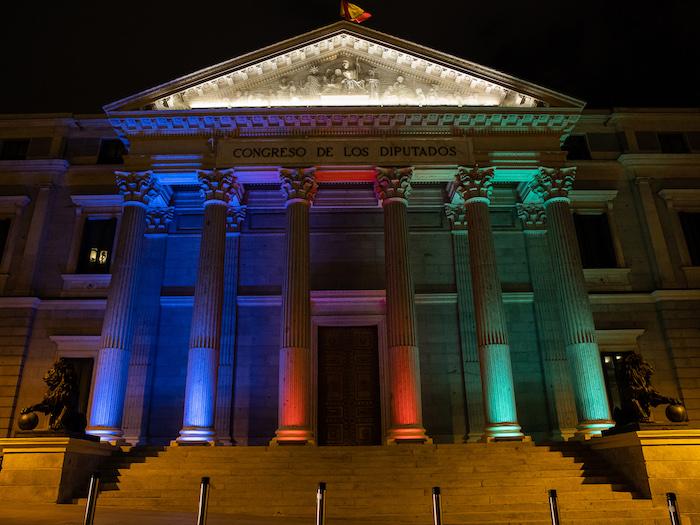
top-left (1, 22), bottom-right (699, 449)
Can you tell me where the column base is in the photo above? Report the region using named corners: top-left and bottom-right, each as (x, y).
top-left (482, 423), bottom-right (529, 442)
top-left (386, 426), bottom-right (432, 444)
top-left (270, 428), bottom-right (315, 446)
top-left (86, 426), bottom-right (128, 446)
top-left (572, 419), bottom-right (615, 440)
top-left (174, 427), bottom-right (218, 446)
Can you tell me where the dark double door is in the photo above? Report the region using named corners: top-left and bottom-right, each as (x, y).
top-left (317, 326), bottom-right (382, 446)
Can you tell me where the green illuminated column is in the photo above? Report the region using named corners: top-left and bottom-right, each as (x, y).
top-left (375, 167), bottom-right (430, 444)
top-left (530, 167), bottom-right (613, 437)
top-left (274, 168), bottom-right (317, 445)
top-left (445, 204), bottom-right (483, 441)
top-left (451, 166), bottom-right (524, 441)
top-left (517, 204), bottom-right (578, 440)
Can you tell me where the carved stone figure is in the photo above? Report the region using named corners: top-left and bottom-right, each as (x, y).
top-left (614, 352), bottom-right (685, 425)
top-left (19, 358), bottom-right (87, 433)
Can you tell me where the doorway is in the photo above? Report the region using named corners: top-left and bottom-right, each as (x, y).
top-left (317, 325), bottom-right (381, 446)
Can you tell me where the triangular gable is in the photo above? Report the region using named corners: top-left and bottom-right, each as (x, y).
top-left (105, 22), bottom-right (583, 113)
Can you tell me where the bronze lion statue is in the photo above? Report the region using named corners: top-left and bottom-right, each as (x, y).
top-left (20, 358), bottom-right (87, 433)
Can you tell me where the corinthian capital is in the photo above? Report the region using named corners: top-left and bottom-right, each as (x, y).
top-left (146, 207), bottom-right (174, 234)
top-left (198, 169), bottom-right (242, 204)
top-left (226, 206), bottom-right (247, 234)
top-left (116, 171), bottom-right (161, 206)
top-left (530, 167), bottom-right (576, 202)
top-left (516, 203), bottom-right (546, 230)
top-left (451, 166), bottom-right (495, 203)
top-left (280, 168), bottom-right (318, 203)
top-left (444, 203), bottom-right (467, 231)
top-left (374, 167), bottom-right (413, 202)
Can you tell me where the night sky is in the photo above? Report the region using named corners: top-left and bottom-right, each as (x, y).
top-left (2, 1), bottom-right (698, 114)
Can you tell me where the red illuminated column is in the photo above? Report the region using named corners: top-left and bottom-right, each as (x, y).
top-left (274, 168), bottom-right (318, 444)
top-left (451, 166), bottom-right (524, 441)
top-left (375, 167), bottom-right (430, 444)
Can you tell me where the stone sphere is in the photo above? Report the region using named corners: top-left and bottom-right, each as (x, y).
top-left (18, 412), bottom-right (39, 431)
top-left (666, 404), bottom-right (688, 423)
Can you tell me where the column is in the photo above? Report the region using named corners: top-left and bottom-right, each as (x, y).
top-left (88, 171), bottom-right (163, 443)
top-left (274, 168), bottom-right (317, 444)
top-left (517, 204), bottom-right (578, 440)
top-left (215, 206), bottom-right (246, 445)
top-left (530, 167), bottom-right (614, 437)
top-left (178, 169), bottom-right (241, 444)
top-left (451, 166), bottom-right (524, 440)
top-left (445, 204), bottom-right (483, 441)
top-left (375, 167), bottom-right (429, 443)
top-left (122, 207), bottom-right (173, 444)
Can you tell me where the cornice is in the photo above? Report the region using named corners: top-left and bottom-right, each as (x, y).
top-left (618, 154), bottom-right (700, 169)
top-left (0, 159), bottom-right (70, 174)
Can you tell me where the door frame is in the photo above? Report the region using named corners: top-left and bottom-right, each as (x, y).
top-left (310, 290), bottom-right (388, 445)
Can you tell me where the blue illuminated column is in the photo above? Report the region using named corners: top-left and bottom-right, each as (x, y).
top-left (451, 166), bottom-right (524, 441)
top-left (375, 167), bottom-right (429, 444)
top-left (530, 167), bottom-right (613, 437)
top-left (178, 169), bottom-right (242, 444)
top-left (274, 168), bottom-right (317, 444)
top-left (88, 171), bottom-right (163, 443)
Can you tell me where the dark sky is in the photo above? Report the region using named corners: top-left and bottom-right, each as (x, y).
top-left (2, 1), bottom-right (698, 114)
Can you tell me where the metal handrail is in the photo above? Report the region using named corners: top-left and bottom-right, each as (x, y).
top-left (197, 476), bottom-right (211, 525)
top-left (667, 492), bottom-right (682, 525)
top-left (432, 486), bottom-right (443, 525)
top-left (548, 489), bottom-right (561, 525)
top-left (83, 472), bottom-right (100, 525)
top-left (316, 482), bottom-right (327, 525)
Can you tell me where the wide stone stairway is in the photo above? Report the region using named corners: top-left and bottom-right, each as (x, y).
top-left (90, 442), bottom-right (670, 524)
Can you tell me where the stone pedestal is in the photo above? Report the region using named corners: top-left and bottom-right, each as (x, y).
top-left (0, 437), bottom-right (113, 503)
top-left (589, 429), bottom-right (700, 521)
top-left (530, 168), bottom-right (614, 438)
top-left (274, 168), bottom-right (317, 444)
top-left (452, 166), bottom-right (524, 441)
top-left (375, 167), bottom-right (429, 444)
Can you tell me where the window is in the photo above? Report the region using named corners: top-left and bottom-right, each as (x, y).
top-left (0, 139), bottom-right (30, 160)
top-left (562, 134), bottom-right (591, 160)
top-left (76, 218), bottom-right (117, 273)
top-left (97, 139), bottom-right (126, 165)
top-left (679, 212), bottom-right (700, 266)
top-left (0, 218), bottom-right (10, 259)
top-left (658, 132), bottom-right (690, 154)
top-left (573, 213), bottom-right (618, 268)
top-left (601, 352), bottom-right (626, 421)
top-left (586, 133), bottom-right (626, 153)
top-left (635, 131), bottom-right (660, 151)
top-left (62, 357), bottom-right (94, 417)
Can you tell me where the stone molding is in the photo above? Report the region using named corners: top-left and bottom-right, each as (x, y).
top-left (374, 167), bottom-right (413, 202)
top-left (197, 169), bottom-right (243, 204)
top-left (145, 207), bottom-right (174, 234)
top-left (516, 203), bottom-right (546, 230)
top-left (115, 171), bottom-right (163, 206)
top-left (451, 166), bottom-right (495, 203)
top-left (226, 206), bottom-right (247, 234)
top-left (444, 203), bottom-right (467, 231)
top-left (49, 335), bottom-right (101, 353)
top-left (280, 168), bottom-right (318, 203)
top-left (530, 167), bottom-right (577, 202)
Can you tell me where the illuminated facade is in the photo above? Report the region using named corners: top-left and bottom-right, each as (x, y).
top-left (1, 22), bottom-right (699, 451)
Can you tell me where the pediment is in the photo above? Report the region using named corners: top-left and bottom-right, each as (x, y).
top-left (106, 22), bottom-right (583, 113)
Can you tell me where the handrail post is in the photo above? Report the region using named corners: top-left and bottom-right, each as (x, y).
top-left (432, 487), bottom-right (443, 525)
top-left (83, 472), bottom-right (100, 525)
top-left (667, 492), bottom-right (682, 525)
top-left (316, 482), bottom-right (327, 525)
top-left (548, 489), bottom-right (560, 525)
top-left (197, 476), bottom-right (210, 525)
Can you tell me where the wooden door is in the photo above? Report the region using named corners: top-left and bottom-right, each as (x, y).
top-left (317, 326), bottom-right (381, 446)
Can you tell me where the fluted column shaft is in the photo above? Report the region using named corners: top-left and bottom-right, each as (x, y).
top-left (531, 168), bottom-right (613, 437)
top-left (375, 167), bottom-right (429, 443)
top-left (275, 169), bottom-right (317, 444)
top-left (452, 166), bottom-right (523, 440)
top-left (88, 171), bottom-right (161, 443)
top-left (179, 170), bottom-right (240, 444)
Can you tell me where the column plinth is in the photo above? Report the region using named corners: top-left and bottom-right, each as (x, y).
top-left (273, 168), bottom-right (317, 445)
top-left (452, 166), bottom-right (524, 441)
top-left (88, 171), bottom-right (163, 444)
top-left (177, 170), bottom-right (242, 445)
top-left (376, 167), bottom-right (429, 444)
top-left (530, 168), bottom-right (614, 438)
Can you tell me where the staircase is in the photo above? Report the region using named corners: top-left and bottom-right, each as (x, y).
top-left (91, 442), bottom-right (669, 524)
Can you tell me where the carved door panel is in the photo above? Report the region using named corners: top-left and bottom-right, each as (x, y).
top-left (318, 326), bottom-right (381, 446)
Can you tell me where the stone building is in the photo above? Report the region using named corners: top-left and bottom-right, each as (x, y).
top-left (0, 21), bottom-right (699, 522)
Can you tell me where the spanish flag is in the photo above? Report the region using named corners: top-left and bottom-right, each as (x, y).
top-left (341, 1), bottom-right (371, 23)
